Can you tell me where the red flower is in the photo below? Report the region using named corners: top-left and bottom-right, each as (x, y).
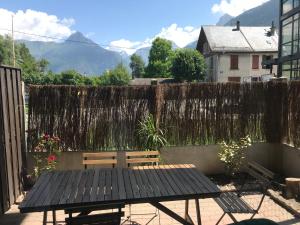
top-left (43, 134), bottom-right (50, 141)
top-left (47, 155), bottom-right (57, 163)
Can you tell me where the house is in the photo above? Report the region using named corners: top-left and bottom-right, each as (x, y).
top-left (196, 22), bottom-right (278, 82)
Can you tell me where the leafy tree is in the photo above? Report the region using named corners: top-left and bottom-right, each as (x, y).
top-left (57, 70), bottom-right (85, 85)
top-left (171, 49), bottom-right (207, 82)
top-left (99, 63), bottom-right (131, 86)
top-left (130, 54), bottom-right (145, 78)
top-left (145, 38), bottom-right (173, 78)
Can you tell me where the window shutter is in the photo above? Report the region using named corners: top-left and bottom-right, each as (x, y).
top-left (230, 55), bottom-right (239, 70)
top-left (252, 55), bottom-right (259, 69)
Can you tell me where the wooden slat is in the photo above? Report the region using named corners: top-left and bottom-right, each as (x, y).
top-left (104, 169), bottom-right (112, 201)
top-left (11, 69), bottom-right (22, 195)
top-left (16, 70), bottom-right (25, 167)
top-left (83, 159), bottom-right (117, 165)
top-left (248, 162), bottom-right (275, 179)
top-left (83, 152), bottom-right (117, 157)
top-left (90, 169), bottom-right (101, 202)
top-left (83, 169), bottom-right (95, 203)
top-left (126, 151), bottom-right (159, 157)
top-left (126, 158), bottom-right (159, 164)
top-left (0, 68), bottom-right (14, 206)
top-left (5, 68), bottom-right (20, 199)
top-left (122, 169), bottom-right (133, 200)
top-left (0, 70), bottom-right (9, 213)
top-left (96, 170), bottom-right (106, 201)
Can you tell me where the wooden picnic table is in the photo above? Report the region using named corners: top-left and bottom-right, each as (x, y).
top-left (19, 164), bottom-right (221, 225)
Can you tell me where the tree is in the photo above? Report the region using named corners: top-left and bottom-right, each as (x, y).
top-left (58, 70), bottom-right (85, 85)
top-left (99, 63), bottom-right (131, 86)
top-left (130, 54), bottom-right (145, 78)
top-left (145, 38), bottom-right (173, 78)
top-left (171, 49), bottom-right (207, 82)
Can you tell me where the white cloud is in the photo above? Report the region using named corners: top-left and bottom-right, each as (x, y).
top-left (107, 23), bottom-right (201, 55)
top-left (0, 8), bottom-right (75, 41)
top-left (212, 0), bottom-right (269, 17)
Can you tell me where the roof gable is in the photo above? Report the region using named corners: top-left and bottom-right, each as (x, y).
top-left (197, 26), bottom-right (278, 53)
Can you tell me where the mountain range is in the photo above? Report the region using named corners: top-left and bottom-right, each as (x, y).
top-left (19, 0), bottom-right (279, 75)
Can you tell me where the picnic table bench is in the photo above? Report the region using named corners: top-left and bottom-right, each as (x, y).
top-left (19, 164), bottom-right (221, 225)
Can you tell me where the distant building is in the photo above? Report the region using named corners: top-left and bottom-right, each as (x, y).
top-left (277, 0), bottom-right (300, 79)
top-left (196, 22), bottom-right (278, 82)
top-left (129, 78), bottom-right (175, 86)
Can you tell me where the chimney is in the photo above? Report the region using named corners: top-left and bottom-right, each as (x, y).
top-left (267, 21), bottom-right (276, 37)
top-left (270, 21), bottom-right (276, 36)
top-left (232, 21), bottom-right (240, 31)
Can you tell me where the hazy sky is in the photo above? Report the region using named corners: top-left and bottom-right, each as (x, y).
top-left (0, 0), bottom-right (270, 54)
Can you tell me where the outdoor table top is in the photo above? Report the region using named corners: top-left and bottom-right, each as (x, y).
top-left (19, 164), bottom-right (221, 213)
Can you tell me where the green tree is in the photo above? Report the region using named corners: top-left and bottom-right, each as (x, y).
top-left (130, 54), bottom-right (145, 78)
top-left (99, 63), bottom-right (131, 86)
top-left (145, 38), bottom-right (173, 78)
top-left (57, 70), bottom-right (85, 85)
top-left (171, 49), bottom-right (207, 82)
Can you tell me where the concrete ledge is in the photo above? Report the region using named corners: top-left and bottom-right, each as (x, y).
top-left (25, 143), bottom-right (291, 176)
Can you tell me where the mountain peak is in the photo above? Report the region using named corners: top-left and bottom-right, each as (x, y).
top-left (66, 32), bottom-right (95, 44)
top-left (217, 14), bottom-right (233, 26)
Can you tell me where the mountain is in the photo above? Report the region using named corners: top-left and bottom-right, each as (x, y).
top-left (225, 0), bottom-right (279, 27)
top-left (19, 32), bottom-right (127, 75)
top-left (185, 41), bottom-right (197, 49)
top-left (216, 14), bottom-right (233, 26)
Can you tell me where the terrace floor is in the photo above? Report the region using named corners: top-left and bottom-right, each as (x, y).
top-left (1, 195), bottom-right (299, 225)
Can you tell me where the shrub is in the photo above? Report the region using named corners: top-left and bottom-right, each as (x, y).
top-left (218, 136), bottom-right (252, 176)
top-left (137, 114), bottom-right (167, 151)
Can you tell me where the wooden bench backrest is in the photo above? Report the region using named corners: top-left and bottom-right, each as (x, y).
top-left (247, 161), bottom-right (275, 185)
top-left (126, 151), bottom-right (160, 167)
top-left (82, 152), bottom-right (117, 169)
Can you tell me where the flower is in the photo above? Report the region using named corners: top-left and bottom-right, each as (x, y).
top-left (47, 155), bottom-right (57, 163)
top-left (43, 134), bottom-right (50, 141)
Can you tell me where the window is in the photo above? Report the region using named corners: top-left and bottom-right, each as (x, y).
top-left (228, 77), bottom-right (241, 82)
top-left (282, 0), bottom-right (300, 15)
top-left (252, 55), bottom-right (259, 69)
top-left (230, 55), bottom-right (239, 70)
top-left (262, 55), bottom-right (273, 69)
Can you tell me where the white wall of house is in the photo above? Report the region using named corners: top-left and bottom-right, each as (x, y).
top-left (206, 53), bottom-right (278, 82)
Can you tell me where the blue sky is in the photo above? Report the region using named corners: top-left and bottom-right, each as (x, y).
top-left (0, 0), bottom-right (269, 54)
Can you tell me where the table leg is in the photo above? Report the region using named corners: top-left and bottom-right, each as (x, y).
top-left (185, 200), bottom-right (189, 220)
top-left (52, 210), bottom-right (56, 225)
top-left (195, 199), bottom-right (202, 225)
top-left (43, 211), bottom-right (47, 225)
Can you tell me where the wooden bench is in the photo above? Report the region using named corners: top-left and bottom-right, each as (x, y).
top-left (65, 203), bottom-right (125, 225)
top-left (125, 151), bottom-right (160, 167)
top-left (82, 152), bottom-right (117, 169)
top-left (215, 162), bottom-right (276, 224)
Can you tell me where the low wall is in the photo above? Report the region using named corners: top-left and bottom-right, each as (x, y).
top-left (282, 144), bottom-right (300, 177)
top-left (26, 143), bottom-right (288, 176)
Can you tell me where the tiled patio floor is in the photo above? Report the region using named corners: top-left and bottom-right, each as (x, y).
top-left (1, 195), bottom-right (299, 225)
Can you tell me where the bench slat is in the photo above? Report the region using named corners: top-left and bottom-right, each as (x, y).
top-left (83, 159), bottom-right (117, 165)
top-left (125, 151), bottom-right (159, 157)
top-left (83, 152), bottom-right (117, 158)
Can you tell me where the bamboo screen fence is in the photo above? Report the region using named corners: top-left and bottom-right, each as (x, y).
top-left (27, 81), bottom-right (298, 151)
